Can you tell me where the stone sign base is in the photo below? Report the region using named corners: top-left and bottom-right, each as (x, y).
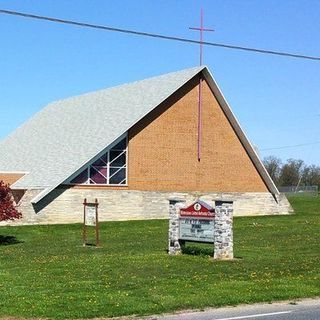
top-left (168, 198), bottom-right (234, 260)
top-left (168, 198), bottom-right (186, 255)
top-left (214, 201), bottom-right (233, 260)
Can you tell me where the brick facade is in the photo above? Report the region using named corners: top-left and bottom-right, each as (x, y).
top-left (128, 77), bottom-right (268, 192)
top-left (0, 173), bottom-right (25, 185)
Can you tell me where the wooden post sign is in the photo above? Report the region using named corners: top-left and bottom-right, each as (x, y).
top-left (83, 198), bottom-right (100, 247)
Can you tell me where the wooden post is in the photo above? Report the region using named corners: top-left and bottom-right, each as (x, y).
top-left (83, 198), bottom-right (87, 247)
top-left (95, 198), bottom-right (100, 247)
top-left (83, 198), bottom-right (100, 247)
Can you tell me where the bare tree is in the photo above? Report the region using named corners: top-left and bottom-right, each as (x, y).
top-left (263, 156), bottom-right (282, 186)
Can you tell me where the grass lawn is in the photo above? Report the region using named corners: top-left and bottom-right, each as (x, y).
top-left (0, 196), bottom-right (319, 319)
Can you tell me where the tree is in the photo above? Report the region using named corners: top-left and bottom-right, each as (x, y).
top-left (263, 156), bottom-right (320, 188)
top-left (301, 165), bottom-right (320, 186)
top-left (0, 181), bottom-right (22, 221)
top-left (279, 159), bottom-right (304, 187)
top-left (263, 156), bottom-right (282, 186)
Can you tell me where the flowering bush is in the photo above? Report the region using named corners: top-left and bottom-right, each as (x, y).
top-left (0, 180), bottom-right (22, 221)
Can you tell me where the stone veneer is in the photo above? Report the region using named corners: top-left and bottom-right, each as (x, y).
top-left (214, 201), bottom-right (234, 260)
top-left (0, 187), bottom-right (293, 226)
top-left (168, 198), bottom-right (186, 255)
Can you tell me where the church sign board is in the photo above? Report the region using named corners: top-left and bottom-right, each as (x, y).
top-left (179, 201), bottom-right (215, 243)
top-left (85, 204), bottom-right (97, 226)
top-left (83, 198), bottom-right (100, 247)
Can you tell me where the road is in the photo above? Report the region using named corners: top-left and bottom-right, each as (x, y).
top-left (146, 298), bottom-right (320, 320)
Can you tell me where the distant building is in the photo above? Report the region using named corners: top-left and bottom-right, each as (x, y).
top-left (0, 66), bottom-right (292, 224)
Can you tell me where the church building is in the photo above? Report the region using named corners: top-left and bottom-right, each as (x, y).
top-left (0, 66), bottom-right (292, 224)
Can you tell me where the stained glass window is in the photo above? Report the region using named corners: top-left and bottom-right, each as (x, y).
top-left (69, 136), bottom-right (127, 185)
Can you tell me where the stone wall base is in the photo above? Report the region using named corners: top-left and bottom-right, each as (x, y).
top-left (1, 188), bottom-right (293, 226)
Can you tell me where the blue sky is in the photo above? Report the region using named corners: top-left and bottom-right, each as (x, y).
top-left (0, 0), bottom-right (319, 165)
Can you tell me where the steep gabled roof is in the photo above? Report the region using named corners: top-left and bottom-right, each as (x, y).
top-left (0, 66), bottom-right (279, 204)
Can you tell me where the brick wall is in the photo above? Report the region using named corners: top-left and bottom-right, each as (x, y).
top-left (0, 173), bottom-right (25, 185)
top-left (127, 77), bottom-right (269, 192)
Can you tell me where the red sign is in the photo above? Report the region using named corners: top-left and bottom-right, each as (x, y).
top-left (180, 200), bottom-right (215, 217)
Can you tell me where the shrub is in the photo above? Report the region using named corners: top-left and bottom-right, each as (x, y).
top-left (0, 181), bottom-right (22, 221)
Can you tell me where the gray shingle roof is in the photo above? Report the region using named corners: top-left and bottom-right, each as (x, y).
top-left (0, 66), bottom-right (204, 189)
top-left (0, 65), bottom-right (279, 203)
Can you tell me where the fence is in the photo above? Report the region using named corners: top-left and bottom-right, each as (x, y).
top-left (279, 185), bottom-right (318, 197)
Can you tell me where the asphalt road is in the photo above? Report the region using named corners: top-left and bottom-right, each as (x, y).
top-left (146, 298), bottom-right (320, 320)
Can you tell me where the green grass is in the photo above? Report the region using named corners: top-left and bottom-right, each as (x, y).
top-left (0, 196), bottom-right (319, 319)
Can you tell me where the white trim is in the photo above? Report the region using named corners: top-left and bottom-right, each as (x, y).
top-left (67, 183), bottom-right (128, 187)
top-left (31, 187), bottom-right (50, 204)
top-left (109, 166), bottom-right (123, 179)
top-left (91, 166), bottom-right (108, 180)
top-left (109, 149), bottom-right (126, 166)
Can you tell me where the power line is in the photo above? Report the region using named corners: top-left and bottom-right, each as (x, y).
top-left (261, 141), bottom-right (320, 151)
top-left (1, 9), bottom-right (320, 61)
